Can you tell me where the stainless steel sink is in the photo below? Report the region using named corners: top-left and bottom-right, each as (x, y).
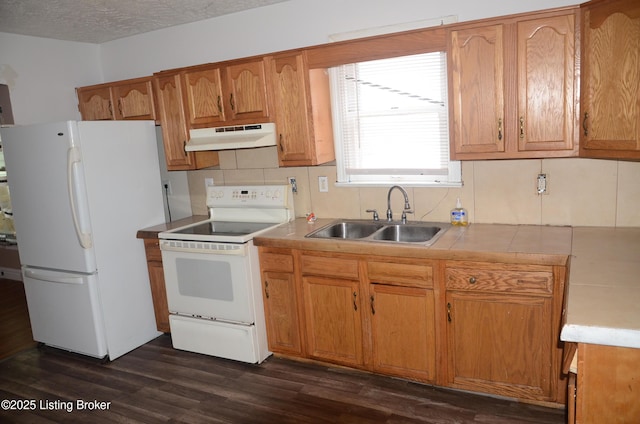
top-left (305, 220), bottom-right (450, 245)
top-left (372, 224), bottom-right (442, 243)
top-left (306, 221), bottom-right (384, 239)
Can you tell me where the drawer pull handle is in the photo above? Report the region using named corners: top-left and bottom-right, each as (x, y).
top-left (447, 302), bottom-right (452, 322)
top-left (264, 281), bottom-right (269, 299)
top-left (370, 295), bottom-right (375, 315)
top-left (353, 291), bottom-right (358, 311)
top-left (469, 277), bottom-right (477, 284)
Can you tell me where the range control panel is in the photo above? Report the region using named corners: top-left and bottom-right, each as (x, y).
top-left (205, 185), bottom-right (290, 209)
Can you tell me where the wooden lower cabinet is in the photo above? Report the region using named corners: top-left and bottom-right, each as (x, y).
top-left (369, 283), bottom-right (436, 382)
top-left (300, 253), bottom-right (363, 367)
top-left (141, 238), bottom-right (170, 333)
top-left (444, 261), bottom-right (562, 402)
top-left (445, 291), bottom-right (554, 399)
top-left (572, 343), bottom-right (640, 424)
top-left (259, 248), bottom-right (303, 356)
top-left (257, 249), bottom-right (566, 404)
top-left (303, 274), bottom-right (364, 367)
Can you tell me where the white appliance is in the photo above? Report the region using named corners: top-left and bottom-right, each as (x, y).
top-left (159, 184), bottom-right (293, 363)
top-left (186, 123), bottom-right (276, 151)
top-left (1, 120), bottom-right (165, 360)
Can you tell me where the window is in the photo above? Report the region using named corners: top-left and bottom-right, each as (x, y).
top-left (329, 52), bottom-right (461, 186)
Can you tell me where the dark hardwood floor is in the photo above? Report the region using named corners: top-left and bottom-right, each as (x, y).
top-left (0, 334), bottom-right (566, 424)
top-left (0, 278), bottom-right (37, 361)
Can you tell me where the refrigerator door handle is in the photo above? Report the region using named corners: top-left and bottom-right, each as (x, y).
top-left (67, 146), bottom-right (93, 249)
top-left (24, 268), bottom-right (86, 285)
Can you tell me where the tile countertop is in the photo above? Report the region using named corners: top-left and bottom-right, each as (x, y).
top-left (254, 218), bottom-right (573, 265)
top-left (560, 227), bottom-right (640, 349)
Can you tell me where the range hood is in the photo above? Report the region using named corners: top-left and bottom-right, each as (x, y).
top-left (186, 123), bottom-right (277, 151)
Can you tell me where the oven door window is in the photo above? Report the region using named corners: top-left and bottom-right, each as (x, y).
top-left (163, 250), bottom-right (255, 324)
top-left (176, 258), bottom-right (234, 301)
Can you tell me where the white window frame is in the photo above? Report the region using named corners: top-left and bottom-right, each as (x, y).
top-left (328, 17), bottom-right (461, 188)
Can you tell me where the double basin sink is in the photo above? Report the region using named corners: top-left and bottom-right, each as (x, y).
top-left (305, 219), bottom-right (450, 246)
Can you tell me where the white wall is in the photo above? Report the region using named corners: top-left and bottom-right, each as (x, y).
top-left (0, 33), bottom-right (101, 125)
top-left (99, 0), bottom-right (578, 81)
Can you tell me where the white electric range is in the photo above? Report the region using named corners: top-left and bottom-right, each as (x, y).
top-left (158, 185), bottom-right (293, 363)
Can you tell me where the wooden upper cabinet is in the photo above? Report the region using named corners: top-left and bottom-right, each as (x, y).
top-left (449, 24), bottom-right (506, 156)
top-left (517, 13), bottom-right (577, 153)
top-left (154, 73), bottom-right (192, 169)
top-left (183, 67), bottom-right (225, 127)
top-left (449, 9), bottom-right (579, 160)
top-left (111, 78), bottom-right (156, 120)
top-left (580, 0), bottom-right (640, 159)
top-left (77, 76), bottom-right (156, 121)
top-left (182, 59), bottom-right (269, 128)
top-left (154, 72), bottom-right (219, 171)
top-left (224, 59), bottom-right (269, 123)
top-left (266, 52), bottom-right (335, 167)
top-left (77, 86), bottom-right (114, 120)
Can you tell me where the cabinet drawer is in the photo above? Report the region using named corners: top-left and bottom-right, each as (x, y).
top-left (368, 261), bottom-right (433, 288)
top-left (301, 254), bottom-right (359, 279)
top-left (143, 238), bottom-right (162, 262)
top-left (446, 266), bottom-right (552, 295)
top-left (260, 252), bottom-right (294, 273)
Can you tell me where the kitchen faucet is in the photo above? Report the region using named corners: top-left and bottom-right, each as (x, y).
top-left (386, 185), bottom-right (413, 223)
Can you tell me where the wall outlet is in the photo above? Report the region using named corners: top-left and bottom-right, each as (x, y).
top-left (536, 173), bottom-right (549, 195)
top-left (204, 177), bottom-right (214, 189)
top-left (288, 177), bottom-right (298, 193)
top-left (318, 176), bottom-right (329, 192)
top-left (162, 180), bottom-right (172, 195)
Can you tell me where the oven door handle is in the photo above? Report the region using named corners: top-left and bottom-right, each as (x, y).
top-left (159, 240), bottom-right (248, 256)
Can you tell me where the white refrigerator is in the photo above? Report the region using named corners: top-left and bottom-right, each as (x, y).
top-left (1, 120), bottom-right (165, 360)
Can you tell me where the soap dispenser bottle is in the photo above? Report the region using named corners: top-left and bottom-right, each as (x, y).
top-left (450, 197), bottom-right (468, 226)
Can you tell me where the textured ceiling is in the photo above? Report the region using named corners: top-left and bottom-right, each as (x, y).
top-left (0, 0), bottom-right (289, 43)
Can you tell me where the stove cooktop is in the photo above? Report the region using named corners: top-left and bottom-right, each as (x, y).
top-left (173, 220), bottom-right (277, 237)
top-left (158, 219), bottom-right (283, 244)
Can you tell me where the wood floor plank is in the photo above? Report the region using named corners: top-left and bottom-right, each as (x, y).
top-left (0, 334), bottom-right (566, 423)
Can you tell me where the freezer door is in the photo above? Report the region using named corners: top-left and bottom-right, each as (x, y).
top-left (1, 121), bottom-right (97, 272)
top-left (22, 267), bottom-right (108, 359)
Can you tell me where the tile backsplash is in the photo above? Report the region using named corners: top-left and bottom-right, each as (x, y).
top-left (187, 146), bottom-right (640, 227)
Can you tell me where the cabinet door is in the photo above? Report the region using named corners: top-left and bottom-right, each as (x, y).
top-left (302, 275), bottom-right (363, 367)
top-left (517, 14), bottom-right (577, 152)
top-left (112, 79), bottom-right (156, 120)
top-left (369, 284), bottom-right (436, 382)
top-left (262, 271), bottom-right (303, 355)
top-left (449, 24), bottom-right (505, 156)
top-left (446, 291), bottom-right (554, 401)
top-left (154, 74), bottom-right (193, 169)
top-left (183, 67), bottom-right (226, 127)
top-left (143, 239), bottom-right (170, 333)
top-left (224, 60), bottom-right (269, 122)
top-left (580, 0), bottom-right (640, 158)
top-left (147, 261), bottom-right (170, 333)
top-left (269, 54), bottom-right (313, 164)
top-left (576, 343), bottom-right (640, 424)
top-left (77, 87), bottom-right (114, 120)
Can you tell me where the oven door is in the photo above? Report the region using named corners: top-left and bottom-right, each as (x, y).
top-left (160, 239), bottom-right (256, 324)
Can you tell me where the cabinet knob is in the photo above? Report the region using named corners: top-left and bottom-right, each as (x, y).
top-left (469, 276), bottom-right (477, 284)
